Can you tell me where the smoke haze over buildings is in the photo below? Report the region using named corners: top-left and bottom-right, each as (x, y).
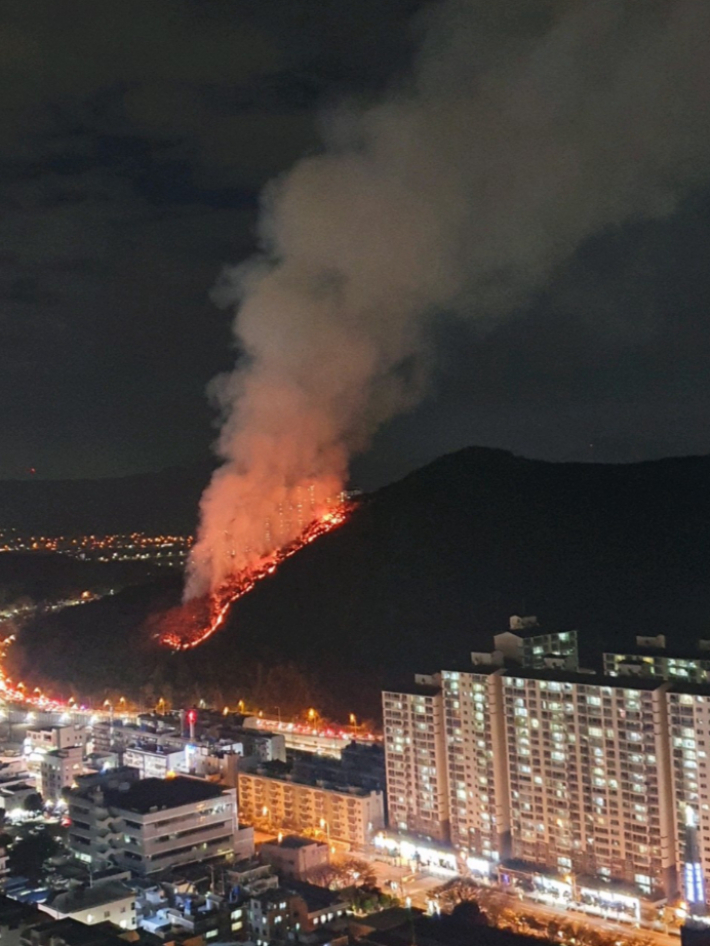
top-left (186, 0), bottom-right (710, 598)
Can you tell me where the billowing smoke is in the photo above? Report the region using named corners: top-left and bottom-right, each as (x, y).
top-left (185, 0), bottom-right (710, 599)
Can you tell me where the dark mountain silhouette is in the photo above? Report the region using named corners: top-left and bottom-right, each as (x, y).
top-left (7, 447), bottom-right (710, 718)
top-left (0, 464), bottom-right (211, 535)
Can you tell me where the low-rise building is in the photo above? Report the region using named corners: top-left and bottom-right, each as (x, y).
top-left (26, 725), bottom-right (84, 753)
top-left (0, 894), bottom-right (45, 946)
top-left (41, 881), bottom-right (136, 931)
top-left (225, 858), bottom-right (279, 897)
top-left (287, 880), bottom-right (349, 933)
top-left (67, 774), bottom-right (238, 875)
top-left (245, 888), bottom-right (292, 946)
top-left (39, 746), bottom-right (83, 803)
top-left (238, 769), bottom-right (384, 848)
top-left (21, 916), bottom-right (129, 946)
top-left (0, 782), bottom-right (39, 814)
top-left (260, 835), bottom-right (329, 880)
top-left (137, 889), bottom-right (226, 943)
top-left (122, 746), bottom-right (185, 781)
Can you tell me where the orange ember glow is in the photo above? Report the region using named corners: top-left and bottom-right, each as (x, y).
top-left (158, 504), bottom-right (353, 652)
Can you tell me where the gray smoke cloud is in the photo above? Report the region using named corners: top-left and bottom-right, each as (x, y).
top-left (185, 0), bottom-right (710, 599)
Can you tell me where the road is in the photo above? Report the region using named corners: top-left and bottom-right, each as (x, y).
top-left (362, 856), bottom-right (678, 946)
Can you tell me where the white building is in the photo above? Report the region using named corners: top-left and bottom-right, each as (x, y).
top-left (41, 880), bottom-right (136, 930)
top-left (67, 774), bottom-right (238, 875)
top-left (382, 679), bottom-right (449, 843)
top-left (26, 724), bottom-right (83, 753)
top-left (25, 725), bottom-right (83, 782)
top-left (39, 745), bottom-right (83, 803)
top-left (122, 746), bottom-right (185, 780)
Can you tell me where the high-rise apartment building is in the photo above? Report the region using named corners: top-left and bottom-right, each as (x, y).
top-left (501, 670), bottom-right (675, 897)
top-left (667, 686), bottom-right (710, 909)
top-left (380, 621), bottom-right (710, 905)
top-left (441, 667), bottom-right (510, 864)
top-left (494, 616), bottom-right (579, 670)
top-left (382, 678), bottom-right (449, 843)
top-left (605, 636), bottom-right (710, 684)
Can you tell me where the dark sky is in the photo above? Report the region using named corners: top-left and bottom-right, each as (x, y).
top-left (2, 0), bottom-right (710, 486)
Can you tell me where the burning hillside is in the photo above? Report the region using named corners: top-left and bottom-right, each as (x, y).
top-left (158, 503), bottom-right (353, 651)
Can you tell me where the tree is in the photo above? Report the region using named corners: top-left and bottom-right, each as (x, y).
top-left (23, 792), bottom-right (43, 814)
top-left (304, 856), bottom-right (376, 890)
top-left (448, 900), bottom-right (487, 928)
top-left (8, 831), bottom-right (61, 883)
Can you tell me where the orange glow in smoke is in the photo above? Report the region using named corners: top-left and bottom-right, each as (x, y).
top-left (158, 504), bottom-right (352, 651)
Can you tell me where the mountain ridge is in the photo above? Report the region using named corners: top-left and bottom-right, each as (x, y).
top-left (7, 445), bottom-right (710, 718)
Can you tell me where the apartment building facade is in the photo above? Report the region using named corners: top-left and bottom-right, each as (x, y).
top-left (441, 667), bottom-right (510, 863)
top-left (237, 770), bottom-right (384, 848)
top-left (494, 616), bottom-right (579, 670)
top-left (383, 659), bottom-right (710, 902)
top-left (382, 680), bottom-right (449, 842)
top-left (667, 687), bottom-right (710, 910)
top-left (605, 636), bottom-right (710, 684)
top-left (501, 670), bottom-right (675, 897)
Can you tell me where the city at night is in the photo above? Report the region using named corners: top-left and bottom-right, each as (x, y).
top-left (1, 2), bottom-right (710, 946)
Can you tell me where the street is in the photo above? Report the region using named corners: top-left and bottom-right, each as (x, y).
top-left (362, 855), bottom-right (679, 946)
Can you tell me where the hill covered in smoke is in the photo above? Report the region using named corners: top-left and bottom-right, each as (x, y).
top-left (9, 446), bottom-right (710, 717)
top-left (187, 0), bottom-right (710, 601)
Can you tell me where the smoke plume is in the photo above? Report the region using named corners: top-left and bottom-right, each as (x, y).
top-left (186, 0), bottom-right (710, 599)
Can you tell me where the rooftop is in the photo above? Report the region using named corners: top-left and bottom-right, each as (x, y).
top-left (496, 626), bottom-right (576, 641)
top-left (668, 681), bottom-right (710, 698)
top-left (286, 880), bottom-right (348, 911)
top-left (264, 835), bottom-right (324, 850)
top-left (246, 766), bottom-right (376, 797)
top-left (606, 646), bottom-right (710, 662)
top-left (382, 683), bottom-right (440, 698)
top-left (48, 881), bottom-right (134, 915)
top-left (102, 776), bottom-right (225, 814)
top-left (500, 667), bottom-right (668, 690)
top-left (25, 917), bottom-right (128, 946)
top-left (441, 665), bottom-right (503, 677)
top-left (0, 892), bottom-right (44, 926)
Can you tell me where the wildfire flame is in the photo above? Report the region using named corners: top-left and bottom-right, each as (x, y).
top-left (158, 503), bottom-right (353, 651)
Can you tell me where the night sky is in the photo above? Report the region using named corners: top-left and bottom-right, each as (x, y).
top-left (3, 0), bottom-right (710, 486)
